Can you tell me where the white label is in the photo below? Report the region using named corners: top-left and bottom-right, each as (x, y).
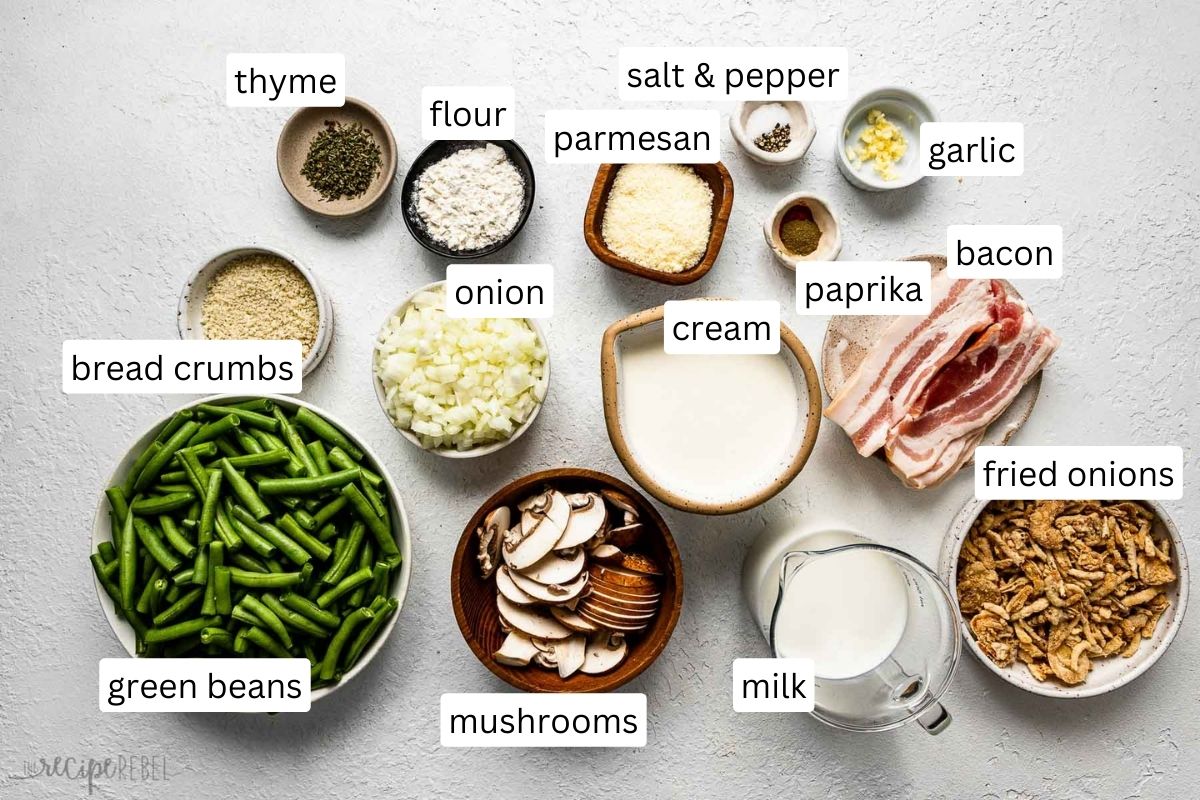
top-left (440, 693), bottom-right (647, 747)
top-left (544, 109), bottom-right (720, 163)
top-left (619, 47), bottom-right (848, 101)
top-left (796, 261), bottom-right (931, 315)
top-left (920, 122), bottom-right (1024, 176)
top-left (63, 340), bottom-right (302, 394)
top-left (975, 446), bottom-right (1183, 500)
top-left (663, 300), bottom-right (779, 355)
top-left (225, 53), bottom-right (345, 107)
top-left (732, 658), bottom-right (815, 712)
top-left (421, 86), bottom-right (515, 140)
top-left (947, 225), bottom-right (1063, 279)
top-left (100, 658), bottom-right (310, 712)
top-left (445, 264), bottom-right (553, 318)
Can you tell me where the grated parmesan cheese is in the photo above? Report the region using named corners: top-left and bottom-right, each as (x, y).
top-left (601, 164), bottom-right (713, 273)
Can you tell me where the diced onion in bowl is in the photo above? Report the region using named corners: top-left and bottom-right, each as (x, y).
top-left (374, 285), bottom-right (548, 451)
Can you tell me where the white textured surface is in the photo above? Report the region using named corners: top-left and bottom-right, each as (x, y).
top-left (2, 1), bottom-right (1197, 797)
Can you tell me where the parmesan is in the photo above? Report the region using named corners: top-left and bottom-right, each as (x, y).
top-left (601, 164), bottom-right (713, 273)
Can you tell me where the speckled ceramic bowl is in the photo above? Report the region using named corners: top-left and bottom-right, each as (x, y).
top-left (763, 192), bottom-right (842, 268)
top-left (730, 101), bottom-right (817, 165)
top-left (940, 497), bottom-right (1189, 699)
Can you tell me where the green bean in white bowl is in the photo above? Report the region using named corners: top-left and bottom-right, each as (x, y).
top-left (372, 280), bottom-right (550, 458)
top-left (90, 395), bottom-right (412, 702)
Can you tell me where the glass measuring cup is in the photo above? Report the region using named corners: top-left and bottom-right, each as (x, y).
top-left (769, 541), bottom-right (961, 734)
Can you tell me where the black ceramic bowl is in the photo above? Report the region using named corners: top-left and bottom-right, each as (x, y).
top-left (400, 139), bottom-right (536, 260)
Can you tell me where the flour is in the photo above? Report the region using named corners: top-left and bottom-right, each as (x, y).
top-left (414, 144), bottom-right (525, 252)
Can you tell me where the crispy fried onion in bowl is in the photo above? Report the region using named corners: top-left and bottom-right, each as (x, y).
top-left (957, 500), bottom-right (1177, 686)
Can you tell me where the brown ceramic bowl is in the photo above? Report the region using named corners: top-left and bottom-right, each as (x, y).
top-left (451, 468), bottom-right (684, 693)
top-left (584, 162), bottom-right (734, 285)
top-left (276, 97), bottom-right (397, 217)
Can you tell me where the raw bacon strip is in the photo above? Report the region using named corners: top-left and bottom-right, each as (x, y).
top-left (890, 428), bottom-right (986, 490)
top-left (885, 295), bottom-right (1059, 486)
top-left (824, 272), bottom-right (998, 456)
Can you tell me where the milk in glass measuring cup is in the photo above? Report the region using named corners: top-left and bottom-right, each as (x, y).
top-left (742, 526), bottom-right (960, 734)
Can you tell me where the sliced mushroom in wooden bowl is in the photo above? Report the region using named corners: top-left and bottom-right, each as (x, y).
top-left (451, 468), bottom-right (684, 692)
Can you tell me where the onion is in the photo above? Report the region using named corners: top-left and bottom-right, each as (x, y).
top-left (374, 286), bottom-right (548, 450)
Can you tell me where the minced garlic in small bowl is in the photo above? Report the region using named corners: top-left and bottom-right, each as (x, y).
top-left (836, 87), bottom-right (937, 192)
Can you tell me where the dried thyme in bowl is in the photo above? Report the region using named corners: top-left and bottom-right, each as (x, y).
top-left (300, 120), bottom-right (382, 201)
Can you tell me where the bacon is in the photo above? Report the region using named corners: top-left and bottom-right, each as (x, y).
top-left (824, 272), bottom-right (998, 456)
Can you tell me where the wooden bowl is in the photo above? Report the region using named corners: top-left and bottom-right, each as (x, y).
top-left (583, 162), bottom-right (734, 285)
top-left (276, 97), bottom-right (397, 217)
top-left (451, 468), bottom-right (684, 693)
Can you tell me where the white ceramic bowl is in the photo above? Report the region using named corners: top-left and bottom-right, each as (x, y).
top-left (835, 87), bottom-right (936, 191)
top-left (763, 192), bottom-right (843, 269)
top-left (90, 394), bottom-right (412, 703)
top-left (371, 280), bottom-right (550, 459)
top-left (939, 497), bottom-right (1189, 699)
top-left (730, 101), bottom-right (817, 165)
top-left (177, 245), bottom-right (334, 376)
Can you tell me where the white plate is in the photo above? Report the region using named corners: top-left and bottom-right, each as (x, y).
top-left (939, 497), bottom-right (1189, 698)
top-left (91, 394), bottom-right (412, 703)
top-left (371, 280), bottom-right (550, 459)
top-left (177, 245), bottom-right (333, 376)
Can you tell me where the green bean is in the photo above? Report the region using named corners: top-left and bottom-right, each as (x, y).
top-left (230, 398), bottom-right (275, 413)
top-left (213, 567), bottom-right (232, 615)
top-left (192, 544), bottom-right (208, 586)
top-left (360, 479), bottom-right (388, 520)
top-left (256, 468), bottom-right (361, 497)
top-left (123, 442), bottom-right (161, 497)
top-left (317, 566), bottom-right (372, 609)
top-left (157, 515), bottom-right (196, 559)
top-left (230, 552), bottom-right (269, 573)
top-left (172, 567), bottom-right (195, 586)
top-left (151, 587), bottom-right (203, 627)
top-left (131, 491), bottom-right (195, 515)
top-left (118, 506), bottom-right (138, 610)
top-left (233, 628), bottom-right (250, 654)
top-left (91, 553), bottom-right (123, 613)
top-left (220, 458), bottom-right (270, 520)
top-left (233, 428), bottom-right (264, 455)
top-left (145, 615), bottom-right (221, 643)
top-left (228, 567), bottom-right (303, 589)
top-left (214, 437), bottom-right (240, 459)
top-left (105, 486), bottom-right (130, 527)
top-left (294, 508), bottom-right (318, 531)
top-left (321, 608), bottom-right (373, 679)
top-left (154, 409), bottom-right (195, 445)
top-left (342, 484), bottom-right (400, 560)
top-left (196, 403), bottom-right (278, 433)
top-left (240, 595), bottom-right (293, 649)
top-left (273, 408), bottom-right (319, 478)
top-left (306, 440), bottom-right (331, 476)
top-left (224, 499), bottom-right (276, 557)
top-left (187, 413), bottom-right (240, 446)
top-left (279, 592), bottom-right (340, 628)
top-left (345, 598), bottom-right (397, 669)
top-left (279, 514), bottom-right (332, 561)
top-left (135, 566), bottom-right (165, 614)
top-left (322, 521), bottom-right (364, 585)
top-left (131, 518), bottom-right (183, 573)
top-left (260, 594), bottom-right (329, 638)
top-left (201, 541), bottom-right (225, 615)
top-left (223, 449), bottom-right (290, 470)
top-left (97, 540), bottom-right (117, 563)
top-left (211, 502), bottom-right (241, 552)
top-left (198, 469), bottom-right (222, 544)
top-left (317, 523), bottom-right (338, 542)
top-left (157, 469), bottom-right (188, 484)
top-left (164, 584), bottom-right (181, 603)
top-left (250, 429), bottom-right (305, 476)
top-left (232, 506), bottom-right (310, 566)
top-left (145, 578), bottom-right (169, 616)
top-left (295, 406), bottom-right (364, 461)
top-left (175, 449), bottom-right (208, 499)
top-left (181, 441), bottom-right (219, 459)
top-left (134, 421), bottom-right (200, 491)
top-left (152, 484), bottom-right (195, 496)
top-left (231, 604), bottom-right (262, 627)
top-left (200, 626), bottom-right (235, 651)
top-left (367, 561), bottom-right (391, 601)
top-left (328, 447), bottom-right (382, 487)
top-left (243, 625), bottom-right (292, 658)
top-left (313, 495), bottom-right (348, 528)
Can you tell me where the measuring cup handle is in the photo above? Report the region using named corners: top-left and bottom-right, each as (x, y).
top-left (916, 701), bottom-right (952, 735)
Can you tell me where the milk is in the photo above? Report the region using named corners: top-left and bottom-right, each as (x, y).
top-left (772, 530), bottom-right (909, 679)
top-left (618, 339), bottom-right (800, 501)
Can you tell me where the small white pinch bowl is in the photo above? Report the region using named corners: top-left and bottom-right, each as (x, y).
top-left (763, 192), bottom-right (842, 269)
top-left (836, 87), bottom-right (936, 191)
top-left (177, 245), bottom-right (333, 377)
top-left (371, 280), bottom-right (551, 459)
top-left (939, 497), bottom-right (1189, 699)
top-left (730, 101), bottom-right (816, 165)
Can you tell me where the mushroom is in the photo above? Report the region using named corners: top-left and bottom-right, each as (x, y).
top-left (514, 546), bottom-right (586, 585)
top-left (554, 492), bottom-right (607, 550)
top-left (496, 566), bottom-right (539, 606)
top-left (580, 632), bottom-right (628, 674)
top-left (589, 562), bottom-right (657, 589)
top-left (606, 522), bottom-right (645, 549)
top-left (533, 650), bottom-right (558, 669)
top-left (555, 634), bottom-right (587, 678)
top-left (550, 605), bottom-right (599, 633)
top-left (493, 632), bottom-right (540, 666)
top-left (476, 507), bottom-right (510, 579)
top-left (588, 544), bottom-right (623, 563)
top-left (601, 489), bottom-right (639, 521)
top-left (496, 593), bottom-right (573, 640)
top-left (520, 489), bottom-right (569, 534)
top-left (508, 568), bottom-right (589, 604)
top-left (503, 512), bottom-right (564, 571)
